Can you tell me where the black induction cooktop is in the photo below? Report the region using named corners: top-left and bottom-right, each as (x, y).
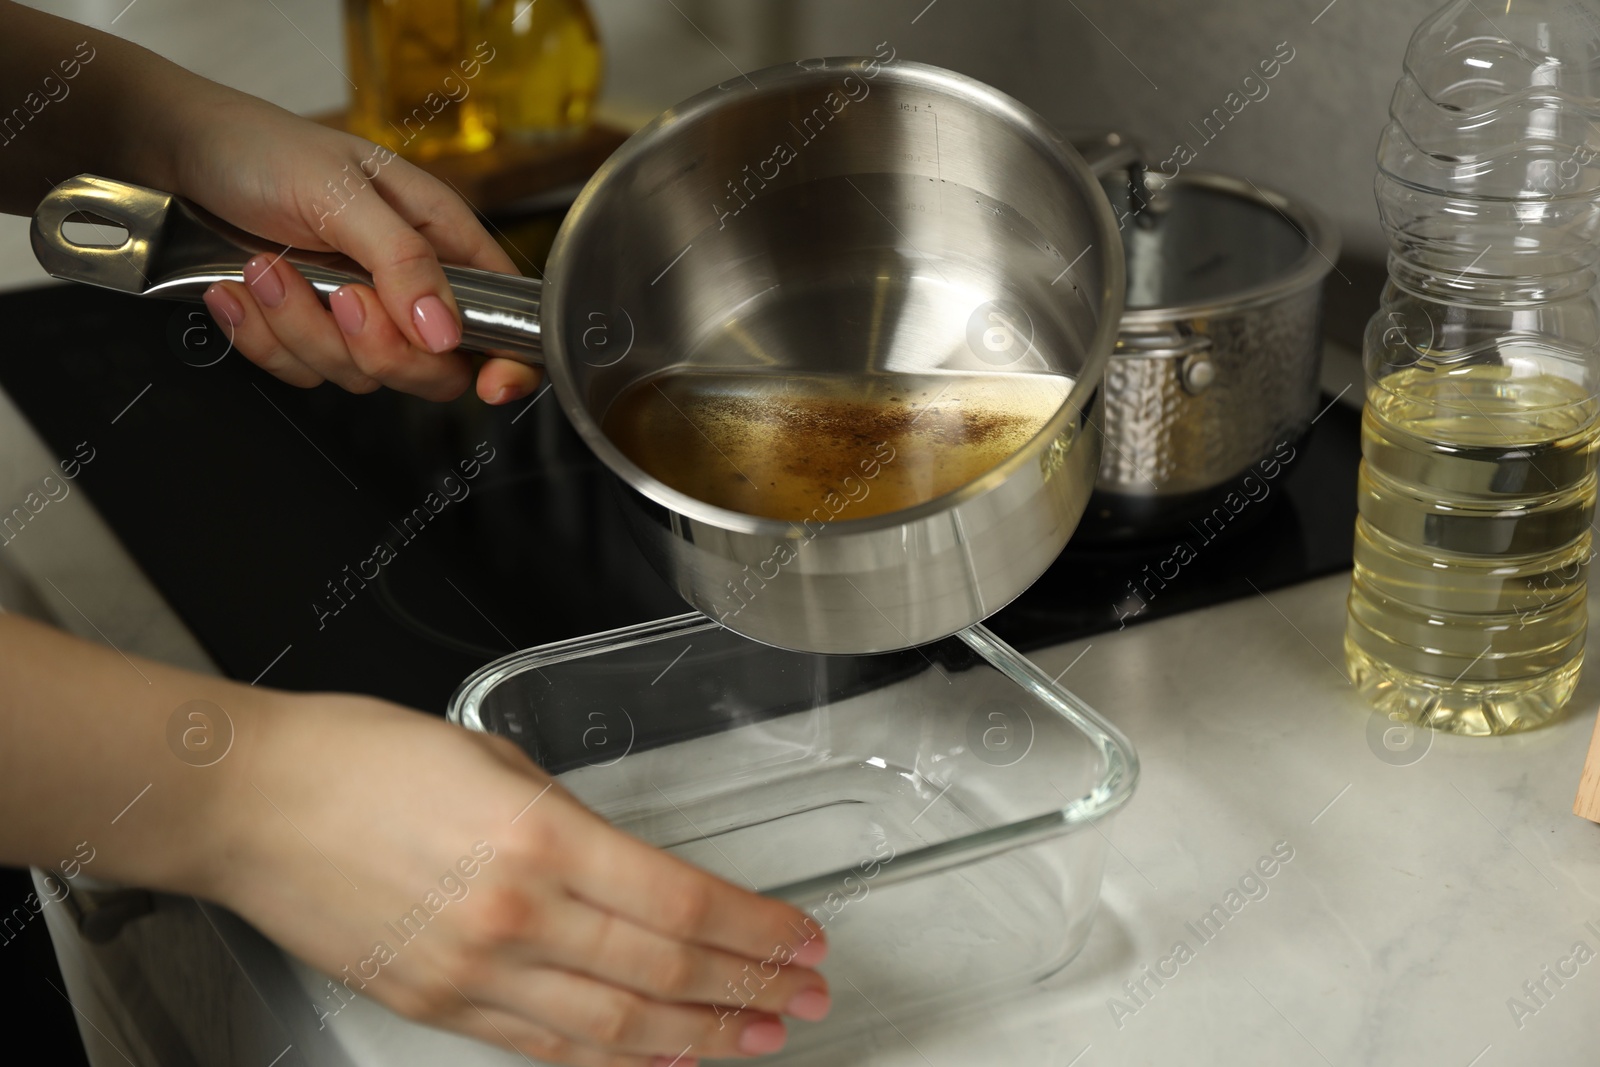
top-left (0, 281), bottom-right (1360, 713)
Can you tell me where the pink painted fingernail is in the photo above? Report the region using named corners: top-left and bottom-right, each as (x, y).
top-left (784, 989), bottom-right (831, 1022)
top-left (791, 938), bottom-right (828, 968)
top-left (243, 255), bottom-right (286, 308)
top-left (738, 1021), bottom-right (787, 1056)
top-left (412, 294), bottom-right (460, 353)
top-left (203, 284), bottom-right (243, 328)
top-left (330, 286), bottom-right (365, 336)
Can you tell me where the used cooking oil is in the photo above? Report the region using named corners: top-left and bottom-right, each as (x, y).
top-left (601, 371), bottom-right (1070, 522)
top-left (1345, 364), bottom-right (1600, 735)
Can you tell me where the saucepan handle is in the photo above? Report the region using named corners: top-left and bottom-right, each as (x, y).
top-left (438, 264), bottom-right (543, 360)
top-left (30, 174), bottom-right (544, 363)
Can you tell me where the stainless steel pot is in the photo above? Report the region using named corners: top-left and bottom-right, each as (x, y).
top-left (1076, 165), bottom-right (1339, 542)
top-left (31, 59), bottom-right (1124, 655)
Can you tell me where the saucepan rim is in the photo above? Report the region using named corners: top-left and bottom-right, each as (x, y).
top-left (541, 58), bottom-right (1126, 538)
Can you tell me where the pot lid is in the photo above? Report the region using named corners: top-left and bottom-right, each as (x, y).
top-left (1100, 168), bottom-right (1340, 319)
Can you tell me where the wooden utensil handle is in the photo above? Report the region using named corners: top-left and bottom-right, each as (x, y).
top-left (1573, 709), bottom-right (1600, 822)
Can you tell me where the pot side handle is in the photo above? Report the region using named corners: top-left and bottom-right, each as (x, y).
top-left (31, 174), bottom-right (544, 363)
top-left (1116, 328), bottom-right (1217, 395)
top-left (1068, 131), bottom-right (1144, 178)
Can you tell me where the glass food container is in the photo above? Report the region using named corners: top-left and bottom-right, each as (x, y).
top-left (448, 613), bottom-right (1139, 1059)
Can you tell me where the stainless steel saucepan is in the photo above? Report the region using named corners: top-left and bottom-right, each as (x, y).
top-left (1077, 160), bottom-right (1339, 542)
top-left (32, 59), bottom-right (1124, 655)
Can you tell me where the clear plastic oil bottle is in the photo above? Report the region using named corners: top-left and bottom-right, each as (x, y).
top-left (1344, 0), bottom-right (1600, 735)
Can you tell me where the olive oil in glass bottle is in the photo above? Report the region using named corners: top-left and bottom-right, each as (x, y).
top-left (478, 0), bottom-right (603, 141)
top-left (343, 0), bottom-right (495, 161)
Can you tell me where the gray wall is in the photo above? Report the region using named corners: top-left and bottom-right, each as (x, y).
top-left (806, 0), bottom-right (1445, 264)
top-left (662, 0), bottom-right (1449, 288)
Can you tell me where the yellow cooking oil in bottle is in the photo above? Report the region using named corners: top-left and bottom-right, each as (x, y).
top-left (1344, 0), bottom-right (1600, 736)
top-left (343, 0), bottom-right (495, 161)
top-left (1346, 361), bottom-right (1600, 734)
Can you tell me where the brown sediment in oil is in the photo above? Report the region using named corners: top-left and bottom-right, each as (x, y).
top-left (601, 372), bottom-right (1068, 521)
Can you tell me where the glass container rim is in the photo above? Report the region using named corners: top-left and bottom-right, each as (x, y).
top-left (447, 612), bottom-right (1140, 904)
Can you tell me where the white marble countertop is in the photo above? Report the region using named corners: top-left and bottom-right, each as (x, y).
top-left (3, 3), bottom-right (1598, 1067)
top-left (247, 568), bottom-right (1600, 1067)
top-left (861, 576), bottom-right (1600, 1067)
